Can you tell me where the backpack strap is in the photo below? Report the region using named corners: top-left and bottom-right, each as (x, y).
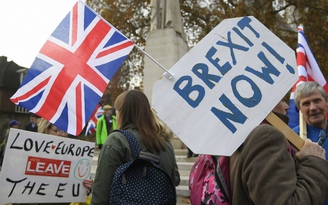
top-left (139, 151), bottom-right (160, 163)
top-left (212, 155), bottom-right (230, 204)
top-left (113, 130), bottom-right (160, 163)
top-left (113, 130), bottom-right (140, 159)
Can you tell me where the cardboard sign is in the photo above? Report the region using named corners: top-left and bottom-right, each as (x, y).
top-left (152, 16), bottom-right (298, 156)
top-left (0, 129), bottom-right (94, 203)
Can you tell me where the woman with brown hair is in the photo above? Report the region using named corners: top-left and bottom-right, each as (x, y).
top-left (91, 90), bottom-right (180, 205)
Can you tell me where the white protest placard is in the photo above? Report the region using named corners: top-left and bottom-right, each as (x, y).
top-left (0, 129), bottom-right (94, 203)
top-left (152, 16), bottom-right (298, 156)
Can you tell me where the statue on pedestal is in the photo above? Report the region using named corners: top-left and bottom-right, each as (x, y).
top-left (150, 0), bottom-right (184, 37)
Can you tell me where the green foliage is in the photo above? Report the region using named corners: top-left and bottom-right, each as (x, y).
top-left (86, 0), bottom-right (328, 102)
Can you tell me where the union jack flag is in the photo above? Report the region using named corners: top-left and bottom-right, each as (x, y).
top-left (287, 25), bottom-right (328, 128)
top-left (10, 1), bottom-right (134, 135)
top-left (85, 104), bottom-right (103, 136)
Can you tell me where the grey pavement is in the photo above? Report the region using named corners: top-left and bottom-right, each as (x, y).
top-left (177, 196), bottom-right (191, 205)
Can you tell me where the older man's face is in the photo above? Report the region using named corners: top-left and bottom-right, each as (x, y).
top-left (299, 89), bottom-right (328, 129)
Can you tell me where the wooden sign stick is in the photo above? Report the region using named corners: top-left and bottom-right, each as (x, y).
top-left (265, 112), bottom-right (304, 150)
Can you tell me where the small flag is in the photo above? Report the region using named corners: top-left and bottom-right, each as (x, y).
top-left (10, 1), bottom-right (134, 135)
top-left (85, 104), bottom-right (104, 136)
top-left (287, 25), bottom-right (328, 128)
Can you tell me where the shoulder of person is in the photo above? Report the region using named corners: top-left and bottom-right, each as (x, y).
top-left (236, 124), bottom-right (290, 164)
top-left (253, 123), bottom-right (280, 132)
top-left (107, 129), bottom-right (136, 144)
top-left (246, 124), bottom-right (287, 145)
top-left (165, 140), bottom-right (175, 151)
top-left (102, 131), bottom-right (130, 151)
top-left (108, 130), bottom-right (126, 140)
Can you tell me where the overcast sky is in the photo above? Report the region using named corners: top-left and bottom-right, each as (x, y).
top-left (0, 0), bottom-right (81, 68)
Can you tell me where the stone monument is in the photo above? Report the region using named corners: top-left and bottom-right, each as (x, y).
top-left (143, 0), bottom-right (188, 101)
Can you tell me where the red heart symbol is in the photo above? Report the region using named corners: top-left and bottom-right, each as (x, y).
top-left (52, 145), bottom-right (56, 150)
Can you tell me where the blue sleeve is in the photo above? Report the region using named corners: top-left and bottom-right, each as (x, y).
top-left (292, 125), bottom-right (300, 135)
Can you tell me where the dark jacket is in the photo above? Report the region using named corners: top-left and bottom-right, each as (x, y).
top-left (25, 122), bottom-right (38, 132)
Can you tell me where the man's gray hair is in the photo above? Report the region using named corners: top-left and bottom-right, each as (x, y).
top-left (294, 82), bottom-right (328, 109)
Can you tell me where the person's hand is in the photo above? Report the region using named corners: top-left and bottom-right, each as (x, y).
top-left (296, 139), bottom-right (326, 160)
top-left (82, 178), bottom-right (93, 194)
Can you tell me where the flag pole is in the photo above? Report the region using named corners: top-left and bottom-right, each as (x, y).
top-left (83, 1), bottom-right (174, 80)
top-left (136, 47), bottom-right (174, 79)
top-left (299, 112), bottom-right (307, 140)
top-left (298, 24), bottom-right (307, 140)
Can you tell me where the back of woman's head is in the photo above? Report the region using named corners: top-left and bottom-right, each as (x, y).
top-left (114, 90), bottom-right (166, 152)
top-left (115, 90), bottom-right (151, 127)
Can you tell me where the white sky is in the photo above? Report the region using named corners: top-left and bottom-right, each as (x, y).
top-left (0, 0), bottom-right (83, 68)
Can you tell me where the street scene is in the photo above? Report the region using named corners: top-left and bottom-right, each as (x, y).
top-left (1, 0), bottom-right (328, 204)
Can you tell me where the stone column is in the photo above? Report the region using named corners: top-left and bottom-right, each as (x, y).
top-left (144, 0), bottom-right (187, 102)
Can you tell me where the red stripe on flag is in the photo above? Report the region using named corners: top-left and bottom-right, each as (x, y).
top-left (76, 82), bottom-right (83, 134)
top-left (11, 77), bottom-right (51, 104)
top-left (296, 52), bottom-right (306, 66)
top-left (97, 41), bottom-right (134, 58)
top-left (72, 3), bottom-right (78, 46)
top-left (38, 19), bottom-right (111, 120)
